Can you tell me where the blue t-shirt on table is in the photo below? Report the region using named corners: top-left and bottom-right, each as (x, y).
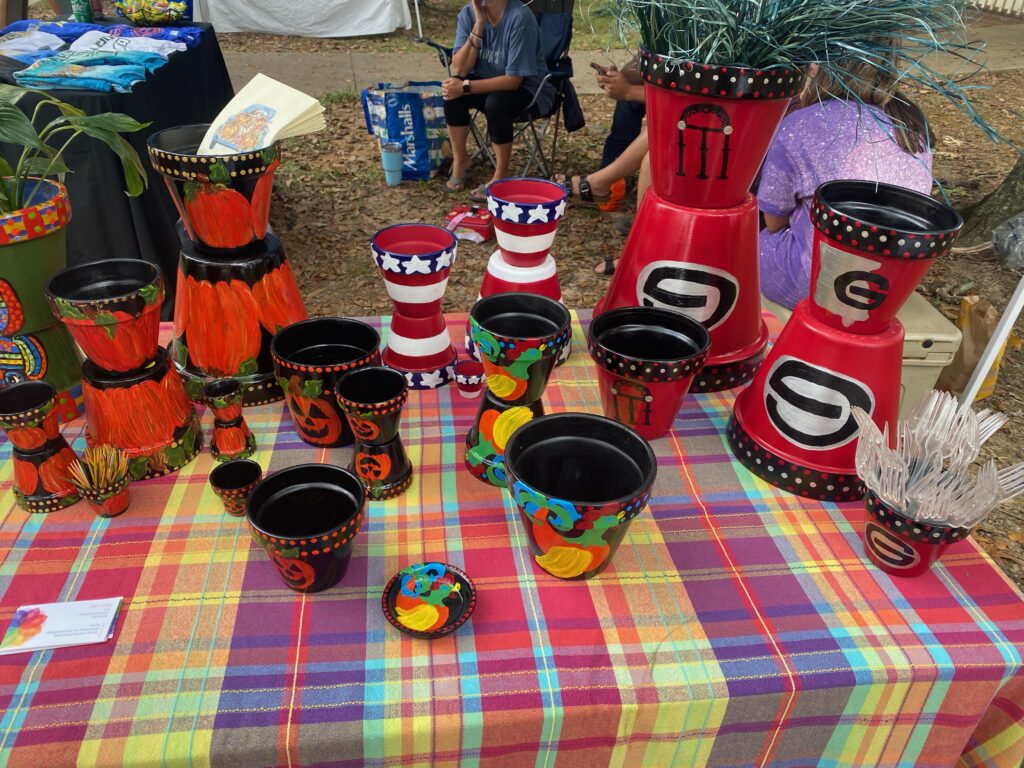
top-left (453, 0), bottom-right (553, 115)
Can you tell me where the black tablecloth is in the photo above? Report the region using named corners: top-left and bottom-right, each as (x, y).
top-left (1, 22), bottom-right (235, 318)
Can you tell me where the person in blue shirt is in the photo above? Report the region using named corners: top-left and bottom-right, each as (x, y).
top-left (441, 0), bottom-right (553, 200)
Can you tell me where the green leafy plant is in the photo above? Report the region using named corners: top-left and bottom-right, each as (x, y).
top-left (0, 83), bottom-right (148, 214)
top-left (612, 0), bottom-right (1005, 143)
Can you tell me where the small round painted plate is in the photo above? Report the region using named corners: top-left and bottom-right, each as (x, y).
top-left (382, 562), bottom-right (477, 639)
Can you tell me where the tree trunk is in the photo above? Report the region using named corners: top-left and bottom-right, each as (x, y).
top-left (958, 154), bottom-right (1024, 247)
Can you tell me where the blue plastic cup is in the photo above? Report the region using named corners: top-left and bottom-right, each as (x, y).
top-left (381, 142), bottom-right (403, 187)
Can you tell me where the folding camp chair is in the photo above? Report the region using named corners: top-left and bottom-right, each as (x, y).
top-left (420, 0), bottom-right (583, 177)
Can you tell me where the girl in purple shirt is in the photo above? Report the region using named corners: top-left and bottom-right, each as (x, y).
top-left (759, 62), bottom-right (934, 309)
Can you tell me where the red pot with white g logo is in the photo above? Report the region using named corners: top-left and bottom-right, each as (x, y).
top-left (862, 490), bottom-right (970, 577)
top-left (809, 181), bottom-right (962, 335)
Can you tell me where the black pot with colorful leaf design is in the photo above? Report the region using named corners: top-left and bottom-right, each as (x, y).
top-left (46, 259), bottom-right (163, 375)
top-left (147, 124), bottom-right (281, 253)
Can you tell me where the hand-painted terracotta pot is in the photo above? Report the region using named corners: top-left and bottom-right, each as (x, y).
top-left (809, 180), bottom-right (963, 334)
top-left (209, 458), bottom-right (262, 517)
top-left (504, 412), bottom-right (657, 579)
top-left (245, 463), bottom-right (366, 593)
top-left (148, 124), bottom-right (281, 253)
top-left (382, 562), bottom-right (477, 639)
top-left (639, 50), bottom-right (803, 209)
top-left (0, 380), bottom-right (80, 512)
top-left (172, 225), bottom-right (307, 406)
top-left (46, 258), bottom-right (163, 374)
top-left (465, 293), bottom-right (571, 486)
top-left (372, 223), bottom-right (458, 389)
top-left (862, 490), bottom-right (971, 578)
top-left (486, 177), bottom-right (568, 268)
top-left (453, 359), bottom-right (485, 398)
top-left (82, 347), bottom-right (202, 480)
top-left (204, 378), bottom-right (256, 461)
top-left (588, 307), bottom-right (710, 439)
top-left (272, 318), bottom-right (382, 448)
top-left (78, 476), bottom-right (131, 518)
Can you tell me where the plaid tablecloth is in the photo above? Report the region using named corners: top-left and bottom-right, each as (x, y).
top-left (1, 312), bottom-right (1023, 768)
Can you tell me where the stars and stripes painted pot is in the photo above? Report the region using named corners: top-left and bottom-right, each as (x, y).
top-left (486, 178), bottom-right (568, 268)
top-left (809, 181), bottom-right (962, 335)
top-left (371, 224), bottom-right (458, 390)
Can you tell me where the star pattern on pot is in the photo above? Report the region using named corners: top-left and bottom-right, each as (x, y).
top-left (435, 249), bottom-right (454, 268)
top-left (420, 370), bottom-right (444, 388)
top-left (404, 255), bottom-right (432, 275)
top-left (526, 205), bottom-right (549, 224)
top-left (501, 202), bottom-right (524, 222)
top-left (404, 372), bottom-right (417, 387)
top-left (554, 199), bottom-right (567, 219)
top-left (378, 252), bottom-right (402, 273)
top-left (487, 197), bottom-right (499, 216)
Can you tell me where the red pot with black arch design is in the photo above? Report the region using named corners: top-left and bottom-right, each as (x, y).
top-left (809, 181), bottom-right (963, 335)
top-left (588, 306), bottom-right (711, 440)
top-left (862, 490), bottom-right (971, 578)
top-left (639, 49), bottom-right (803, 209)
top-left (245, 463), bottom-right (366, 593)
top-left (0, 380), bottom-right (80, 512)
top-left (271, 317), bottom-right (382, 448)
top-left (46, 259), bottom-right (163, 375)
top-left (147, 124), bottom-right (281, 253)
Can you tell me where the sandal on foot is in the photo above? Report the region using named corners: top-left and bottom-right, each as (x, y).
top-left (594, 258), bottom-right (618, 277)
top-left (555, 174), bottom-right (610, 206)
top-left (445, 174), bottom-right (467, 193)
top-left (469, 184), bottom-right (488, 203)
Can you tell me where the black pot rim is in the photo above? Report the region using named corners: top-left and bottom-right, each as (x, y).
top-left (336, 365), bottom-right (407, 405)
top-left (588, 306), bottom-right (711, 363)
top-left (245, 463), bottom-right (365, 539)
top-left (209, 458), bottom-right (263, 490)
top-left (204, 378), bottom-right (242, 400)
top-left (864, 488), bottom-right (970, 541)
top-left (504, 412), bottom-right (657, 507)
top-left (147, 123), bottom-right (277, 160)
top-left (271, 317), bottom-right (381, 363)
top-left (46, 258), bottom-right (161, 306)
top-left (816, 180), bottom-right (962, 238)
top-left (470, 292), bottom-right (571, 341)
top-left (0, 380), bottom-right (56, 416)
top-left (83, 346), bottom-right (169, 387)
top-left (638, 48), bottom-right (804, 100)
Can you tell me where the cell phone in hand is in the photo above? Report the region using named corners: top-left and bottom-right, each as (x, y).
top-left (590, 61), bottom-right (608, 76)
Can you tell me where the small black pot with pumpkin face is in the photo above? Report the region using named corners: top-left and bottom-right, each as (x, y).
top-left (271, 318), bottom-right (382, 448)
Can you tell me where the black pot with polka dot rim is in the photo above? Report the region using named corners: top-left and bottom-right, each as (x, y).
top-left (587, 306), bottom-right (710, 440)
top-left (638, 48), bottom-right (805, 209)
top-left (809, 180), bottom-right (962, 335)
top-left (862, 489), bottom-right (971, 578)
top-left (147, 124), bottom-right (281, 254)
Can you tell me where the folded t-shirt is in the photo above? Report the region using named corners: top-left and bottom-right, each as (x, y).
top-left (14, 49), bottom-right (167, 92)
top-left (70, 30), bottom-right (186, 56)
top-left (0, 30), bottom-right (65, 53)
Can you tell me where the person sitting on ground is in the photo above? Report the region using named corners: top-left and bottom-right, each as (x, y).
top-left (759, 60), bottom-right (934, 309)
top-left (441, 0), bottom-right (554, 201)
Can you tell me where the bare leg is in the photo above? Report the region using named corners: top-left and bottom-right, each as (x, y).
top-left (637, 150), bottom-right (651, 203)
top-left (447, 124), bottom-right (470, 187)
top-left (560, 128), bottom-right (649, 199)
top-left (491, 142), bottom-right (512, 182)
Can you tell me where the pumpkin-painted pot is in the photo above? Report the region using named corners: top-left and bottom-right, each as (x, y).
top-left (245, 463), bottom-right (366, 593)
top-left (0, 380), bottom-right (80, 512)
top-left (148, 124), bottom-right (281, 253)
top-left (209, 458), bottom-right (262, 517)
top-left (78, 476), bottom-right (131, 518)
top-left (351, 436), bottom-right (413, 500)
top-left (204, 378), bottom-right (256, 462)
top-left (46, 259), bottom-right (163, 374)
top-left (862, 490), bottom-right (971, 578)
top-left (809, 180), bottom-right (962, 335)
top-left (505, 413), bottom-right (657, 580)
top-left (336, 366), bottom-right (408, 446)
top-left (82, 347), bottom-right (202, 480)
top-left (587, 306), bottom-right (711, 440)
top-left (272, 318), bottom-right (382, 448)
top-left (172, 227), bottom-right (307, 406)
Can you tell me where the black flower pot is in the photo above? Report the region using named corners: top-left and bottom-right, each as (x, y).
top-left (209, 458), bottom-right (263, 517)
top-left (245, 463), bottom-right (366, 593)
top-left (271, 318), bottom-right (382, 448)
top-left (505, 413), bottom-right (656, 579)
top-left (335, 366), bottom-right (408, 445)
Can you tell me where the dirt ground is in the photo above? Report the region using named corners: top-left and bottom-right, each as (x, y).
top-left (264, 61), bottom-right (1024, 587)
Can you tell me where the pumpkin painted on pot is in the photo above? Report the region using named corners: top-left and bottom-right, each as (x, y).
top-left (38, 446), bottom-right (77, 496)
top-left (250, 158), bottom-right (280, 239)
top-left (252, 260), bottom-right (306, 335)
top-left (180, 276), bottom-right (261, 376)
top-left (13, 457), bottom-right (37, 495)
top-left (183, 182), bottom-right (254, 250)
top-left (270, 550), bottom-right (317, 591)
top-left (349, 416), bottom-right (380, 442)
top-left (355, 452), bottom-right (391, 483)
top-left (286, 391), bottom-right (344, 446)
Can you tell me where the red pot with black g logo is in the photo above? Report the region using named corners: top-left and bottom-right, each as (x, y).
top-left (862, 490), bottom-right (970, 577)
top-left (809, 181), bottom-right (962, 335)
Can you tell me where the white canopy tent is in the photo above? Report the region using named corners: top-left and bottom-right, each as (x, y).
top-left (193, 0), bottom-right (412, 38)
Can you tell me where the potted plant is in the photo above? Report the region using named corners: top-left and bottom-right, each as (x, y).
top-left (0, 84), bottom-right (147, 419)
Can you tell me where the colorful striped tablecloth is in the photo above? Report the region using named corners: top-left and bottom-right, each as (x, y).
top-left (1, 312), bottom-right (1023, 768)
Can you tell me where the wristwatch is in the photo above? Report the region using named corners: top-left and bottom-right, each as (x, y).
top-left (462, 80), bottom-right (471, 95)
